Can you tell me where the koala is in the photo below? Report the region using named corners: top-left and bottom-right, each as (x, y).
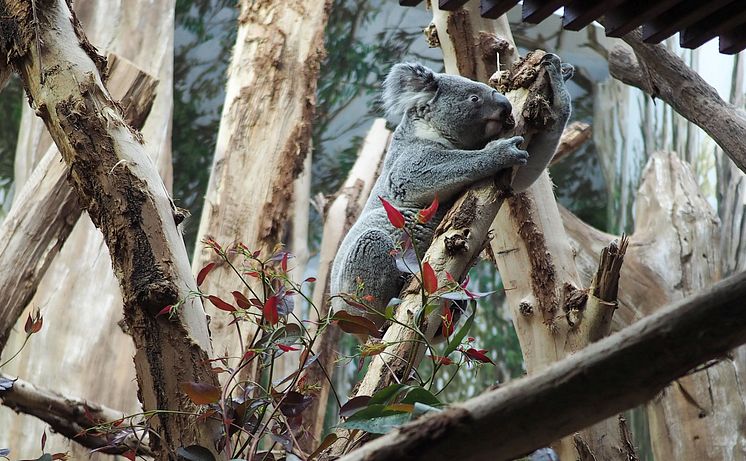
top-left (330, 56), bottom-right (573, 331)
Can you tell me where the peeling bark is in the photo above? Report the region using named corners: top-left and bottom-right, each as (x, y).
top-left (0, 1), bottom-right (220, 457)
top-left (337, 269), bottom-right (746, 461)
top-left (191, 0), bottom-right (331, 374)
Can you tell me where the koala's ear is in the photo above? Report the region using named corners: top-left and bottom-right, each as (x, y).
top-left (382, 62), bottom-right (438, 118)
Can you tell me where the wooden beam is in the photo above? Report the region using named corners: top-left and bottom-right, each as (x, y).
top-left (642, 0), bottom-right (732, 43)
top-left (604, 0), bottom-right (680, 37)
top-left (680, 1), bottom-right (746, 49)
top-left (480, 0), bottom-right (519, 19)
top-left (439, 0), bottom-right (470, 10)
top-left (521, 0), bottom-right (566, 24)
top-left (719, 27), bottom-right (746, 54)
top-left (562, 0), bottom-right (624, 31)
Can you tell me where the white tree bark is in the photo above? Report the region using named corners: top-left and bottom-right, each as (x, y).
top-left (190, 0), bottom-right (331, 376)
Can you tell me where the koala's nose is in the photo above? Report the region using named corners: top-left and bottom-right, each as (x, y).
top-left (493, 92), bottom-right (512, 116)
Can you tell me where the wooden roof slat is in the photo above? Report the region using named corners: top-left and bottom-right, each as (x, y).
top-left (439, 0), bottom-right (470, 10)
top-left (399, 0), bottom-right (425, 6)
top-left (562, 0), bottom-right (624, 31)
top-left (604, 0), bottom-right (680, 38)
top-left (680, 1), bottom-right (746, 49)
top-left (719, 27), bottom-right (746, 54)
top-left (642, 0), bottom-right (733, 43)
top-left (522, 0), bottom-right (566, 24)
top-left (480, 0), bottom-right (520, 19)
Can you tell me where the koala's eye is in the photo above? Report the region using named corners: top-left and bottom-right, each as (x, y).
top-left (469, 94), bottom-right (480, 103)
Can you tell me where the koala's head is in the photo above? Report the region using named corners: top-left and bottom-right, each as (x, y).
top-left (382, 62), bottom-right (514, 150)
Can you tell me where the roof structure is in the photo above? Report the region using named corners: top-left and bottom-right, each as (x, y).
top-left (399, 0), bottom-right (746, 54)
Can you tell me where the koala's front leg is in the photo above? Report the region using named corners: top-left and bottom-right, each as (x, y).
top-left (512, 53), bottom-right (574, 191)
top-left (389, 136), bottom-right (529, 204)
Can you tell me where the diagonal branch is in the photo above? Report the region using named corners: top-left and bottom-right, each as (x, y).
top-left (0, 373), bottom-right (153, 456)
top-left (338, 270), bottom-right (746, 461)
top-left (606, 27), bottom-right (746, 174)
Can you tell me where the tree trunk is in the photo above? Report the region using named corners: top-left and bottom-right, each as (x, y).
top-left (0, 0), bottom-right (220, 457)
top-left (0, 0), bottom-right (178, 457)
top-left (336, 269), bottom-right (746, 461)
top-left (191, 0), bottom-right (331, 375)
top-left (301, 119), bottom-right (390, 449)
top-left (430, 3), bottom-right (629, 458)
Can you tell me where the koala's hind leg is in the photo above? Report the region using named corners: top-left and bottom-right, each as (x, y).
top-left (337, 229), bottom-right (402, 325)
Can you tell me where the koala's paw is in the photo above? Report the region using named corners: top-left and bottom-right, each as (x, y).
top-left (541, 53), bottom-right (574, 83)
top-left (489, 135), bottom-right (529, 167)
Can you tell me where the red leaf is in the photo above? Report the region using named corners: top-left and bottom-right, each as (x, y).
top-left (41, 430), bottom-right (47, 451)
top-left (281, 252), bottom-right (289, 272)
top-left (122, 451), bottom-right (136, 461)
top-left (278, 344), bottom-right (299, 352)
top-left (379, 196), bottom-right (405, 229)
top-left (24, 311), bottom-right (43, 334)
top-left (207, 295), bottom-right (236, 312)
top-left (241, 349), bottom-right (256, 364)
top-left (232, 291), bottom-right (251, 310)
top-left (155, 305), bottom-right (172, 318)
top-left (196, 262), bottom-right (216, 286)
top-left (245, 271), bottom-right (260, 278)
top-left (429, 354), bottom-right (454, 365)
top-left (417, 194), bottom-right (439, 224)
top-left (463, 348), bottom-right (495, 364)
top-left (441, 305), bottom-right (454, 338)
top-left (263, 295), bottom-right (279, 325)
top-left (422, 261), bottom-right (438, 294)
top-left (180, 381), bottom-right (221, 404)
top-left (332, 311), bottom-right (382, 338)
top-left (304, 277), bottom-right (317, 283)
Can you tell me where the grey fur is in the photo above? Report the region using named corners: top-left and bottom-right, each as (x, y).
top-left (330, 59), bottom-right (572, 327)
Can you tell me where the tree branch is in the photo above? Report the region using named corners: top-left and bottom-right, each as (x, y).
top-left (338, 270), bottom-right (746, 461)
top-left (0, 373), bottom-right (153, 457)
top-left (606, 27), bottom-right (746, 174)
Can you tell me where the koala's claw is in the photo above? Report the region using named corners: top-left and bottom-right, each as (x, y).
top-left (540, 53), bottom-right (561, 69)
top-left (560, 63), bottom-right (574, 81)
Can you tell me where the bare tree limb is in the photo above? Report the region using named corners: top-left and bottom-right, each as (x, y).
top-left (0, 54), bottom-right (157, 353)
top-left (338, 269), bottom-right (746, 461)
top-left (549, 121), bottom-right (591, 167)
top-left (0, 373), bottom-right (153, 456)
top-left (606, 27), bottom-right (746, 174)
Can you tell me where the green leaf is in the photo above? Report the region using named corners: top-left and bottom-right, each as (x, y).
top-left (400, 387), bottom-right (441, 407)
top-left (443, 300), bottom-right (476, 358)
top-left (339, 413), bottom-right (411, 434)
top-left (368, 384), bottom-right (408, 406)
top-left (308, 433), bottom-right (338, 460)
